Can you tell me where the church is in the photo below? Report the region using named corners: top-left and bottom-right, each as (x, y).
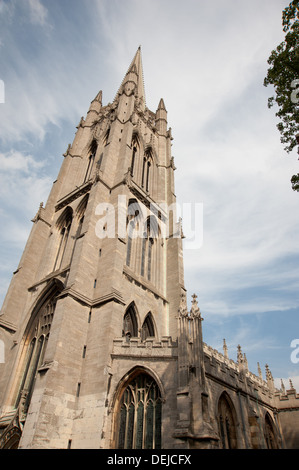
top-left (0, 47), bottom-right (298, 449)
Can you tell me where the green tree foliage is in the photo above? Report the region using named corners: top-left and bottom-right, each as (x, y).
top-left (264, 1), bottom-right (299, 191)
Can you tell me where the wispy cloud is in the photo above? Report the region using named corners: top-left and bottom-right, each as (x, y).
top-left (28, 0), bottom-right (48, 25)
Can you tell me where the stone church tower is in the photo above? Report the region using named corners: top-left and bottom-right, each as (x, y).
top-left (0, 48), bottom-right (298, 449)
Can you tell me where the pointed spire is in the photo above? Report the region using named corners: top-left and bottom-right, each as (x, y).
top-left (86, 90), bottom-right (102, 122)
top-left (157, 98), bottom-right (167, 111)
top-left (281, 379), bottom-right (286, 394)
top-left (289, 378), bottom-right (295, 390)
top-left (156, 97), bottom-right (168, 135)
top-left (93, 90), bottom-right (102, 104)
top-left (115, 46), bottom-right (146, 109)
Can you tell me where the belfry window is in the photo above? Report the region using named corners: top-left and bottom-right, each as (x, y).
top-left (146, 160), bottom-right (151, 192)
top-left (126, 221), bottom-right (134, 267)
top-left (131, 146), bottom-right (137, 177)
top-left (84, 140), bottom-right (97, 182)
top-left (54, 207), bottom-right (73, 271)
top-left (126, 199), bottom-right (141, 269)
top-left (140, 217), bottom-right (158, 282)
top-left (116, 373), bottom-right (162, 449)
top-left (141, 157), bottom-right (146, 188)
top-left (141, 149), bottom-right (153, 193)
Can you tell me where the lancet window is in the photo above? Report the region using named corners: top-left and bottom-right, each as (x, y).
top-left (264, 413), bottom-right (278, 449)
top-left (217, 393), bottom-right (237, 449)
top-left (140, 216), bottom-right (159, 283)
top-left (15, 287), bottom-right (60, 414)
top-left (141, 313), bottom-right (155, 341)
top-left (126, 199), bottom-right (141, 269)
top-left (54, 207), bottom-right (73, 271)
top-left (141, 149), bottom-right (153, 193)
top-left (84, 139), bottom-right (98, 183)
top-left (122, 304), bottom-right (138, 340)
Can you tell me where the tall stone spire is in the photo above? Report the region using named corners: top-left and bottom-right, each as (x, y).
top-left (115, 46), bottom-right (146, 110)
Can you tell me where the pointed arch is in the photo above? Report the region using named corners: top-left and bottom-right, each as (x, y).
top-left (75, 193), bottom-right (90, 240)
top-left (130, 134), bottom-right (140, 178)
top-left (54, 206), bottom-right (73, 271)
top-left (76, 193), bottom-right (89, 220)
top-left (141, 312), bottom-right (155, 341)
top-left (217, 391), bottom-right (238, 449)
top-left (126, 199), bottom-right (144, 268)
top-left (111, 366), bottom-right (164, 449)
top-left (140, 216), bottom-right (160, 283)
top-left (84, 139), bottom-right (98, 183)
top-left (264, 412), bottom-right (279, 449)
top-left (122, 302), bottom-right (139, 339)
top-left (14, 279), bottom-right (63, 412)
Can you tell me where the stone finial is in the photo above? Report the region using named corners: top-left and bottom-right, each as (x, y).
top-left (178, 291), bottom-right (188, 317)
top-left (281, 379), bottom-right (286, 394)
top-left (265, 364), bottom-right (274, 391)
top-left (237, 345), bottom-right (244, 364)
top-left (190, 293), bottom-right (201, 318)
top-left (257, 362), bottom-right (263, 380)
top-left (223, 339), bottom-right (228, 359)
top-left (265, 364), bottom-right (274, 382)
top-left (289, 379), bottom-right (295, 390)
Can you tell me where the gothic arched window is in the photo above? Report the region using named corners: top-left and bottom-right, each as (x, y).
top-left (264, 413), bottom-right (278, 449)
top-left (141, 149), bottom-right (153, 193)
top-left (122, 304), bottom-right (138, 340)
top-left (75, 194), bottom-right (89, 238)
top-left (131, 144), bottom-right (137, 177)
top-left (54, 207), bottom-right (73, 271)
top-left (140, 216), bottom-right (159, 282)
top-left (15, 286), bottom-right (60, 414)
top-left (84, 140), bottom-right (98, 183)
top-left (141, 313), bottom-right (155, 341)
top-left (116, 373), bottom-right (162, 449)
top-left (217, 393), bottom-right (237, 449)
top-left (126, 199), bottom-right (142, 269)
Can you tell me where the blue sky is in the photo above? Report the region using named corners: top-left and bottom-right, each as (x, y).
top-left (0, 0), bottom-right (298, 390)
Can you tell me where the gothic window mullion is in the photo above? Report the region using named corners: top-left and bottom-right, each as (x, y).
top-left (116, 374), bottom-right (162, 449)
top-left (147, 238), bottom-right (153, 281)
top-left (141, 157), bottom-right (146, 188)
top-left (126, 221), bottom-right (134, 267)
top-left (141, 235), bottom-right (147, 277)
top-left (146, 161), bottom-right (151, 192)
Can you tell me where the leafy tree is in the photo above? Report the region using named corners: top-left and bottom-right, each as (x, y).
top-left (264, 1), bottom-right (299, 191)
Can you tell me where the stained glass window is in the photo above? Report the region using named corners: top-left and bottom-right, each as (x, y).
top-left (117, 373), bottom-right (162, 449)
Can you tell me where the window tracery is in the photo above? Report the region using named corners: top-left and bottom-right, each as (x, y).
top-left (116, 373), bottom-right (162, 449)
top-left (16, 292), bottom-right (58, 414)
